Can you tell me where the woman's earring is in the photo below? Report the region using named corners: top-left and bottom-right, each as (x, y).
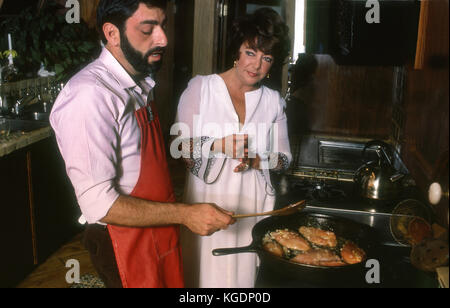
top-left (234, 60), bottom-right (238, 68)
top-left (266, 73), bottom-right (270, 79)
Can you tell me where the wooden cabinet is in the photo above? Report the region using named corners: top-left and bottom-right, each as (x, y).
top-left (0, 150), bottom-right (35, 288)
top-left (0, 136), bottom-right (82, 287)
top-left (402, 0), bottom-right (449, 226)
top-left (414, 0), bottom-right (449, 70)
top-left (30, 137), bottom-right (82, 264)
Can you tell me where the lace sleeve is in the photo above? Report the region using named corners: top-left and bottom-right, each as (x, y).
top-left (174, 76), bottom-right (225, 183)
top-left (180, 136), bottom-right (214, 177)
top-left (266, 95), bottom-right (292, 172)
top-left (268, 152), bottom-right (291, 172)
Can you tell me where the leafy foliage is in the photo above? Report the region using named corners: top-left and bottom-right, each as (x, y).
top-left (0, 2), bottom-right (101, 81)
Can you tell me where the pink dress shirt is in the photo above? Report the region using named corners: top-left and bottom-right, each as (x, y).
top-left (50, 48), bottom-right (155, 224)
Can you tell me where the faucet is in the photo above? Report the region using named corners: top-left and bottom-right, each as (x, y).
top-left (13, 88), bottom-right (36, 116)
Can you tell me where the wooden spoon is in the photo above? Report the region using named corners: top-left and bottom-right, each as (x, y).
top-left (232, 200), bottom-right (306, 219)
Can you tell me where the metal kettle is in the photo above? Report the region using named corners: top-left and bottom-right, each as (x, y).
top-left (354, 140), bottom-right (405, 200)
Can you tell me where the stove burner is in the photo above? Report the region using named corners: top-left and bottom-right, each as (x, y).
top-left (292, 180), bottom-right (347, 202)
top-left (311, 183), bottom-right (347, 201)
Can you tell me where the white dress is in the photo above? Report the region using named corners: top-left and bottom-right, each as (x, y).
top-left (174, 74), bottom-right (292, 288)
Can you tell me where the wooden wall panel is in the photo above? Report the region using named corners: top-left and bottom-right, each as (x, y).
top-left (288, 55), bottom-right (394, 139)
top-left (193, 0), bottom-right (217, 76)
top-left (80, 0), bottom-right (100, 29)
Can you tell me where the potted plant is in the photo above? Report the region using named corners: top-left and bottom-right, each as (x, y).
top-left (0, 1), bottom-right (100, 81)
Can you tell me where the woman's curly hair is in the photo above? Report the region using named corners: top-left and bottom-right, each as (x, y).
top-left (228, 8), bottom-right (291, 68)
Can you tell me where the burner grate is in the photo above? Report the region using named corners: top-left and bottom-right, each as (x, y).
top-left (290, 166), bottom-right (355, 183)
top-left (290, 179), bottom-right (347, 203)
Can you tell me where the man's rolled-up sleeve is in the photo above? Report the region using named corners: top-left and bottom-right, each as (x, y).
top-left (50, 83), bottom-right (121, 224)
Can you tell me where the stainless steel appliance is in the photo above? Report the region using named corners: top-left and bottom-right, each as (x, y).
top-left (256, 134), bottom-right (438, 287)
top-left (354, 140), bottom-right (406, 200)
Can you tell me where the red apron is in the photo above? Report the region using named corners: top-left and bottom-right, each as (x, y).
top-left (107, 101), bottom-right (184, 288)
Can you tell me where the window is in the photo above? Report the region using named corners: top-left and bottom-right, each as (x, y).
top-left (293, 0), bottom-right (306, 62)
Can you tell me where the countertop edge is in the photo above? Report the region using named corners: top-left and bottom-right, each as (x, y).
top-left (0, 127), bottom-right (53, 158)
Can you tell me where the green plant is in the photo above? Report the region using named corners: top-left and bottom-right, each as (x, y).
top-left (0, 2), bottom-right (100, 81)
top-left (0, 49), bottom-right (18, 60)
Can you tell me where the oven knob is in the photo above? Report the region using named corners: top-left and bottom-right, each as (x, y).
top-left (428, 182), bottom-right (449, 205)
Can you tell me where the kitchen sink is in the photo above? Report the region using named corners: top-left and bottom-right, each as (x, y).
top-left (1, 118), bottom-right (50, 133)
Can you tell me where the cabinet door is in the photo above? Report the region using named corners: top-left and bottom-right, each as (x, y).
top-left (402, 0), bottom-right (448, 226)
top-left (0, 150), bottom-right (35, 288)
top-left (30, 137), bottom-right (82, 264)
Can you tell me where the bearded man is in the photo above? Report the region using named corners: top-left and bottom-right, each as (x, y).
top-left (50, 0), bottom-right (234, 288)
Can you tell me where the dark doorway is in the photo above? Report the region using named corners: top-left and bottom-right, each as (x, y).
top-left (172, 0), bottom-right (195, 118)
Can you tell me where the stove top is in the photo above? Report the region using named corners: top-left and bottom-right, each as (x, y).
top-left (258, 135), bottom-right (439, 287)
top-left (263, 178), bottom-right (437, 287)
top-left (281, 134), bottom-right (422, 216)
top-left (276, 154), bottom-right (430, 238)
top-left (274, 175), bottom-right (427, 245)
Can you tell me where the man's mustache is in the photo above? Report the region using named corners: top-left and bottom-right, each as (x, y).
top-left (144, 47), bottom-right (166, 59)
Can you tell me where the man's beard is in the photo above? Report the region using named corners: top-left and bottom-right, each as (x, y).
top-left (120, 31), bottom-right (165, 76)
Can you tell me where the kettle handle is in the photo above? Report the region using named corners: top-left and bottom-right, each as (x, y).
top-left (362, 140), bottom-right (393, 166)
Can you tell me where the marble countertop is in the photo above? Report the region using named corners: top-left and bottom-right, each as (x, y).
top-left (0, 126), bottom-right (53, 158)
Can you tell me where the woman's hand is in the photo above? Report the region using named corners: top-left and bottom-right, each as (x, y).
top-left (234, 155), bottom-right (261, 173)
top-left (212, 134), bottom-right (248, 159)
top-left (210, 134), bottom-right (261, 172)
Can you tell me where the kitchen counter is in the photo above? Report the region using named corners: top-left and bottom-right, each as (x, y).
top-left (0, 126), bottom-right (52, 159)
top-left (0, 125), bottom-right (82, 287)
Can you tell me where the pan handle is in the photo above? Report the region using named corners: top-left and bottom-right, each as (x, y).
top-left (212, 245), bottom-right (257, 256)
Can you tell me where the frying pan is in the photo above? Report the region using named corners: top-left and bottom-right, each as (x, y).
top-left (213, 212), bottom-right (382, 285)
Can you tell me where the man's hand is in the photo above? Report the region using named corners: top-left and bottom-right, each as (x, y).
top-left (100, 195), bottom-right (235, 236)
top-left (181, 203), bottom-right (236, 236)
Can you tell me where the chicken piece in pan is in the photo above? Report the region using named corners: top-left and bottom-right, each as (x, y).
top-left (270, 230), bottom-right (311, 252)
top-left (299, 226), bottom-right (337, 248)
top-left (341, 241), bottom-right (366, 264)
top-left (262, 241), bottom-right (284, 258)
top-left (291, 249), bottom-right (346, 267)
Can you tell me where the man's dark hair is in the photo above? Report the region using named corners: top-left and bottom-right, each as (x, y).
top-left (228, 8), bottom-right (291, 69)
top-left (97, 0), bottom-right (167, 44)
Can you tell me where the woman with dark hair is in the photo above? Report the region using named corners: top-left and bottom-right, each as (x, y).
top-left (173, 8), bottom-right (292, 288)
